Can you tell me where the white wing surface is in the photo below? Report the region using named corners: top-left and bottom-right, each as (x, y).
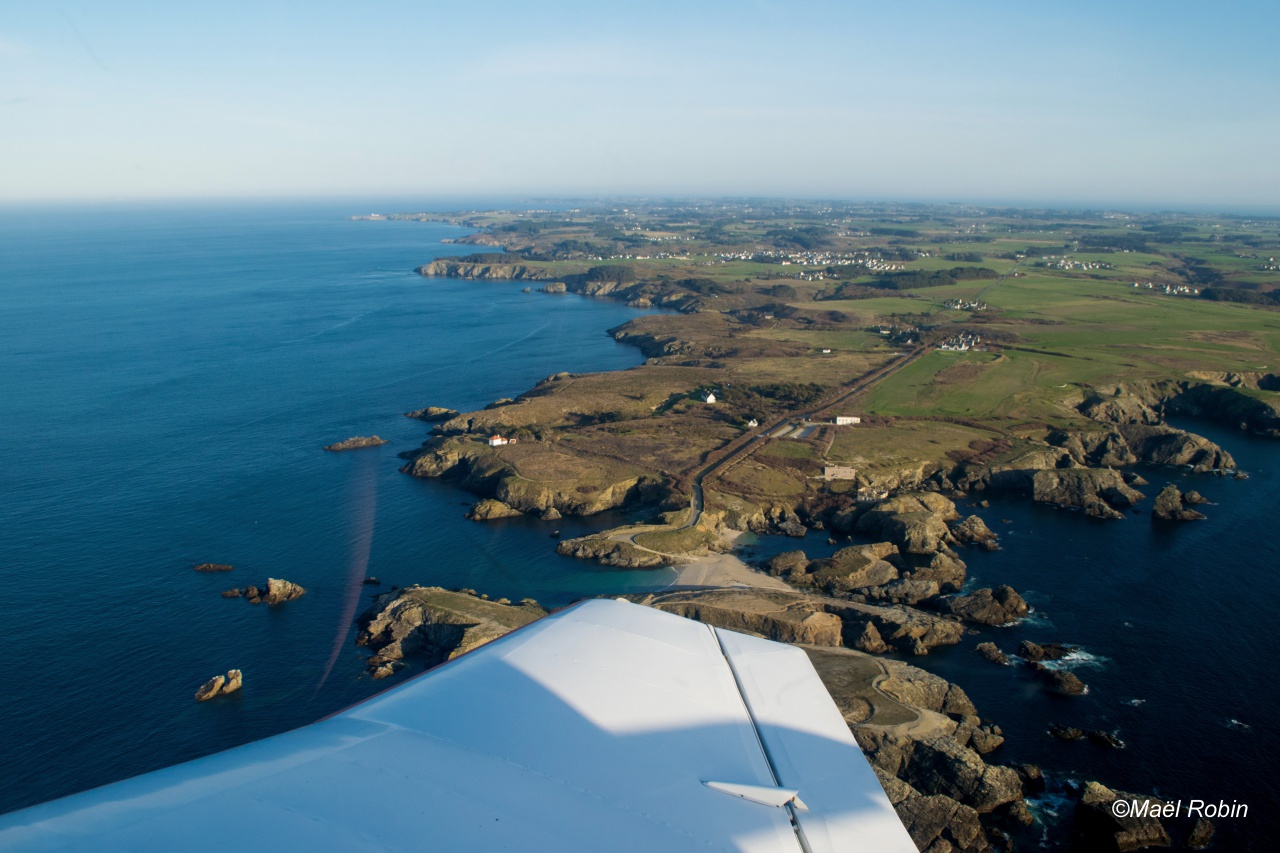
top-left (0, 598), bottom-right (916, 852)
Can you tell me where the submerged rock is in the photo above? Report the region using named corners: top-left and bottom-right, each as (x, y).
top-left (193, 563), bottom-right (234, 572)
top-left (195, 669), bottom-right (242, 701)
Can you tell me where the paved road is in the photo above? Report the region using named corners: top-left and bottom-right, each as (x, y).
top-left (675, 347), bottom-right (927, 532)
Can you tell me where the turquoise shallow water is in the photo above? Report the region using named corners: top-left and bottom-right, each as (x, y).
top-left (1, 203), bottom-right (1276, 849)
top-left (0, 202), bottom-right (671, 812)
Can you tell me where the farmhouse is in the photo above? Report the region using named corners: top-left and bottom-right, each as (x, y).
top-left (488, 435), bottom-right (510, 447)
top-left (702, 391), bottom-right (717, 404)
top-left (834, 416), bottom-right (861, 426)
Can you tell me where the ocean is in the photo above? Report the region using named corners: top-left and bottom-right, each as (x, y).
top-left (0, 202), bottom-right (671, 813)
top-left (0, 203), bottom-right (1275, 848)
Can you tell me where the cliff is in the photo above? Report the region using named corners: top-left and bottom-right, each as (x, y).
top-left (416, 260), bottom-right (561, 280)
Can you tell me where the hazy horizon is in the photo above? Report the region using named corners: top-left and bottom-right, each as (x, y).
top-left (4, 1), bottom-right (1278, 208)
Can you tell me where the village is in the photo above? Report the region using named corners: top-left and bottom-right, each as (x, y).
top-left (942, 298), bottom-right (989, 311)
top-left (1130, 280), bottom-right (1200, 296)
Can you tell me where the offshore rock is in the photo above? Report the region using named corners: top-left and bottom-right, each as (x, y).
top-left (1151, 484), bottom-right (1206, 521)
top-left (356, 586), bottom-right (545, 675)
top-left (195, 669), bottom-right (242, 701)
top-left (323, 436), bottom-right (387, 451)
top-left (950, 515), bottom-right (999, 550)
top-left (404, 406), bottom-right (458, 421)
top-left (1074, 781), bottom-right (1172, 852)
top-left (974, 642), bottom-right (1009, 665)
top-left (1187, 817), bottom-right (1215, 850)
top-left (193, 563), bottom-right (234, 572)
top-left (261, 578), bottom-right (306, 605)
top-left (1030, 663), bottom-right (1086, 695)
top-left (1018, 640), bottom-right (1075, 662)
top-left (937, 586), bottom-right (1027, 626)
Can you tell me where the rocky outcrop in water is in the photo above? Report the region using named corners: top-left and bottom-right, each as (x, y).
top-left (780, 542), bottom-right (902, 595)
top-left (975, 643), bottom-right (1008, 665)
top-left (950, 515), bottom-right (999, 550)
top-left (1151, 484), bottom-right (1207, 521)
top-left (467, 498), bottom-right (523, 520)
top-left (1018, 640), bottom-right (1076, 662)
top-left (356, 586), bottom-right (545, 678)
top-left (232, 578), bottom-right (306, 605)
top-left (404, 406), bottom-right (458, 421)
top-left (555, 536), bottom-right (670, 568)
top-left (324, 436), bottom-right (387, 451)
top-left (1030, 663), bottom-right (1086, 695)
top-left (1030, 469), bottom-right (1145, 518)
top-left (937, 586), bottom-right (1027, 626)
top-left (194, 563), bottom-right (234, 572)
top-left (1073, 781), bottom-right (1172, 852)
top-left (195, 669), bottom-right (243, 701)
top-left (852, 492), bottom-right (962, 556)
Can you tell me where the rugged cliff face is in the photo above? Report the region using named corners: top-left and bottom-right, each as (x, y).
top-left (356, 586), bottom-right (545, 678)
top-left (416, 260), bottom-right (559, 280)
top-left (1081, 380), bottom-right (1280, 438)
top-left (401, 439), bottom-right (665, 517)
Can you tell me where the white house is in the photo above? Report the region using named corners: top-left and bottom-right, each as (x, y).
top-left (703, 392), bottom-right (717, 404)
top-left (835, 416), bottom-right (861, 426)
top-left (488, 435), bottom-right (510, 447)
top-left (747, 418), bottom-right (759, 428)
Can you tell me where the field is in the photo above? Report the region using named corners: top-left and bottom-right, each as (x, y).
top-left (403, 200), bottom-right (1280, 536)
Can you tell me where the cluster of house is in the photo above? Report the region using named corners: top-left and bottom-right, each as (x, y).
top-left (871, 325), bottom-right (921, 345)
top-left (943, 298), bottom-right (989, 311)
top-left (1051, 258), bottom-right (1113, 271)
top-left (938, 332), bottom-right (981, 351)
top-left (714, 249), bottom-right (906, 272)
top-left (1131, 281), bottom-right (1200, 296)
top-left (1259, 259), bottom-right (1279, 271)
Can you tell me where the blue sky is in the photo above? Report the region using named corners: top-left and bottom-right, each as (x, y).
top-left (3, 1), bottom-right (1278, 209)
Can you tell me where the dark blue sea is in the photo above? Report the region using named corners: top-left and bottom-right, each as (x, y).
top-left (0, 202), bottom-right (673, 814)
top-left (1, 204), bottom-right (1275, 849)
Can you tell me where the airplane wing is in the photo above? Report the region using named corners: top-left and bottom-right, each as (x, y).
top-left (0, 598), bottom-right (916, 852)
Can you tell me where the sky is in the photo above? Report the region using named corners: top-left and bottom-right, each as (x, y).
top-left (2, 1), bottom-right (1278, 209)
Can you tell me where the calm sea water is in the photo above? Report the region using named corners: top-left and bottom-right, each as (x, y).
top-left (1, 204), bottom-right (1275, 849)
top-left (0, 202), bottom-right (672, 814)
